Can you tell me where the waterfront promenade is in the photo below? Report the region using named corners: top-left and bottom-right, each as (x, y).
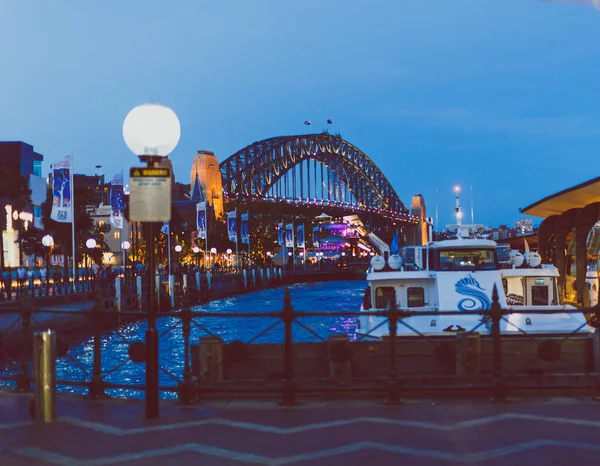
top-left (2, 392), bottom-right (600, 465)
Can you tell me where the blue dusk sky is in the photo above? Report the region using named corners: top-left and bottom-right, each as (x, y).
top-left (1, 0), bottom-right (599, 228)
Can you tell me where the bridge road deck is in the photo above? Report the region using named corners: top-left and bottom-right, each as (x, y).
top-left (2, 392), bottom-right (600, 465)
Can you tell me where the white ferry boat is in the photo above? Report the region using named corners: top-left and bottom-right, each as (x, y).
top-left (356, 230), bottom-right (590, 339)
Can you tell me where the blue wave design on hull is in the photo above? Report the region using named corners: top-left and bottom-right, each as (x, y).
top-left (455, 275), bottom-right (491, 311)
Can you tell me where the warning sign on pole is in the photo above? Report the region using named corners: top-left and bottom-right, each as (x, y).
top-left (129, 167), bottom-right (171, 222)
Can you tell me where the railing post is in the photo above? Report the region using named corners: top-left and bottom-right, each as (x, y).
top-left (251, 269), bottom-right (256, 288)
top-left (242, 269), bottom-right (247, 290)
top-left (32, 330), bottom-right (56, 422)
top-left (183, 274), bottom-right (188, 296)
top-left (490, 284), bottom-right (506, 402)
top-left (87, 295), bottom-right (107, 399)
top-left (136, 275), bottom-right (143, 311)
top-left (280, 288), bottom-right (296, 405)
top-left (177, 307), bottom-right (194, 404)
top-left (386, 301), bottom-right (401, 405)
top-left (16, 306), bottom-right (32, 392)
top-left (168, 275), bottom-right (175, 309)
top-left (592, 329), bottom-right (600, 400)
top-left (266, 268), bottom-right (271, 282)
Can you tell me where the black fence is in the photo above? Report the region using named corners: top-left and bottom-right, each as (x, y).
top-left (1, 287), bottom-right (599, 410)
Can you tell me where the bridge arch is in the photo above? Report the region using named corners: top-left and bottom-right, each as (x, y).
top-left (219, 133), bottom-right (406, 214)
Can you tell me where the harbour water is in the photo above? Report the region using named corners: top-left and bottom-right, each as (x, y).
top-left (54, 280), bottom-right (365, 398)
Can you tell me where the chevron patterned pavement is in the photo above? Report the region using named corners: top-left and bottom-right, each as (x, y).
top-left (1, 392), bottom-right (600, 465)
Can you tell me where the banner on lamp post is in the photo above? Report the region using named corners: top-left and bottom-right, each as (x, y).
top-left (277, 222), bottom-right (284, 246)
top-left (227, 210), bottom-right (237, 242)
top-left (285, 223), bottom-right (294, 248)
top-left (50, 155), bottom-right (72, 223)
top-left (196, 202), bottom-right (207, 239)
top-left (241, 213), bottom-right (249, 245)
top-left (296, 224), bottom-right (305, 248)
top-left (109, 171), bottom-right (124, 229)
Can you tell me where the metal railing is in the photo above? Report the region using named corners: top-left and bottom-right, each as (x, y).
top-left (1, 285), bottom-right (599, 412)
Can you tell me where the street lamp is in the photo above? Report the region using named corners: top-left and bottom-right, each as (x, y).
top-left (121, 241), bottom-right (131, 279)
top-left (174, 244), bottom-right (182, 252)
top-left (42, 235), bottom-right (53, 295)
top-left (192, 246), bottom-right (200, 267)
top-left (123, 103), bottom-right (181, 420)
top-left (226, 248), bottom-right (232, 269)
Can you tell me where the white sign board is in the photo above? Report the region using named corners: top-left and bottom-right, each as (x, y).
top-left (129, 167), bottom-right (171, 222)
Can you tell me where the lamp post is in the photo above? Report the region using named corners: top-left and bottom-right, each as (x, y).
top-left (210, 247), bottom-right (217, 268)
top-left (174, 244), bottom-right (182, 267)
top-left (42, 234), bottom-right (53, 295)
top-left (226, 248), bottom-right (232, 270)
top-left (123, 103), bottom-right (181, 419)
top-left (192, 246), bottom-right (200, 268)
top-left (86, 238), bottom-right (96, 290)
top-left (121, 241), bottom-right (131, 283)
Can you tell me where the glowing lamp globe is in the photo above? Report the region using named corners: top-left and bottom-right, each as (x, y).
top-left (42, 235), bottom-right (54, 247)
top-left (226, 248), bottom-right (232, 255)
top-left (174, 245), bottom-right (182, 252)
top-left (86, 238), bottom-right (97, 249)
top-left (192, 246), bottom-right (200, 253)
top-left (121, 241), bottom-right (131, 250)
top-left (122, 104), bottom-right (181, 156)
top-left (210, 247), bottom-right (217, 254)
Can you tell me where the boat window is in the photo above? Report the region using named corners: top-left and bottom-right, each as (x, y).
top-left (531, 286), bottom-right (549, 306)
top-left (407, 287), bottom-right (425, 307)
top-left (438, 249), bottom-right (496, 271)
top-left (362, 286), bottom-right (372, 310)
top-left (375, 287), bottom-right (396, 309)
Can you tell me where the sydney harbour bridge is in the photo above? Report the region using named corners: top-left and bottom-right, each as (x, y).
top-left (217, 133), bottom-right (422, 248)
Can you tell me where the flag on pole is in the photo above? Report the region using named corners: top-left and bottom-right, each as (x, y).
top-left (160, 222), bottom-right (170, 235)
top-left (390, 229), bottom-right (399, 255)
top-left (109, 172), bottom-right (124, 229)
top-left (285, 223), bottom-right (294, 248)
top-left (297, 224), bottom-right (305, 248)
top-left (50, 155), bottom-right (72, 223)
top-left (227, 210), bottom-right (237, 242)
top-left (196, 202), bottom-right (207, 239)
top-left (277, 222), bottom-right (284, 246)
top-left (241, 213), bottom-right (249, 244)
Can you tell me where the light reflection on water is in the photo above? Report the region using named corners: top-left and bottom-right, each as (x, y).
top-left (15, 280), bottom-right (364, 399)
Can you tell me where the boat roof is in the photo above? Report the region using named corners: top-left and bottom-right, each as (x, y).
top-left (367, 271), bottom-right (433, 281)
top-left (501, 267), bottom-right (559, 277)
top-left (428, 239), bottom-right (497, 249)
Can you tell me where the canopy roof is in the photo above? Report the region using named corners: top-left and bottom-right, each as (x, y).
top-left (520, 176), bottom-right (600, 218)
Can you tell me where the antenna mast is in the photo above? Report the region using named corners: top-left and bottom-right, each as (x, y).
top-left (454, 186), bottom-right (462, 226)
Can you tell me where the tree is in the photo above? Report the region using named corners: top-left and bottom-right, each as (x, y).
top-left (20, 225), bottom-right (46, 264)
top-left (0, 165), bottom-right (32, 272)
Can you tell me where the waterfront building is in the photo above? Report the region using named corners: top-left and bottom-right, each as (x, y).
top-left (515, 218), bottom-right (534, 235)
top-left (0, 141), bottom-right (46, 267)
